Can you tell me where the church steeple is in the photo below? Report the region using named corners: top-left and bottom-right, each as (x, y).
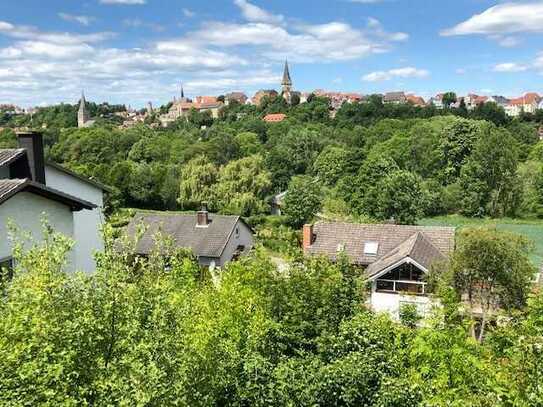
top-left (282, 59), bottom-right (292, 88)
top-left (281, 59), bottom-right (293, 103)
top-left (78, 90), bottom-right (90, 128)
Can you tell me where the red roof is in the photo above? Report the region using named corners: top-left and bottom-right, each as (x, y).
top-left (406, 94), bottom-right (426, 106)
top-left (263, 113), bottom-right (287, 123)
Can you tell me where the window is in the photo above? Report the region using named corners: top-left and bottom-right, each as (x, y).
top-left (235, 227), bottom-right (240, 237)
top-left (364, 242), bottom-right (379, 255)
top-left (0, 257), bottom-right (14, 283)
top-left (375, 263), bottom-right (427, 295)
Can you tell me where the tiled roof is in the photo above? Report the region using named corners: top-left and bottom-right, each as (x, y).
top-left (263, 113), bottom-right (286, 122)
top-left (0, 149), bottom-right (25, 167)
top-left (126, 212), bottom-right (243, 258)
top-left (0, 178), bottom-right (95, 210)
top-left (365, 232), bottom-right (447, 278)
top-left (383, 92), bottom-right (406, 102)
top-left (307, 222), bottom-right (455, 266)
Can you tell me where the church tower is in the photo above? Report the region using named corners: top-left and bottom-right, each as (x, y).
top-left (281, 60), bottom-right (293, 103)
top-left (78, 91), bottom-right (90, 128)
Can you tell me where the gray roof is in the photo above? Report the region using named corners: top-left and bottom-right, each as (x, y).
top-left (0, 178), bottom-right (96, 210)
top-left (0, 149), bottom-right (25, 167)
top-left (126, 212), bottom-right (245, 258)
top-left (383, 92), bottom-right (406, 102)
top-left (307, 222), bottom-right (455, 266)
top-left (365, 231), bottom-right (447, 278)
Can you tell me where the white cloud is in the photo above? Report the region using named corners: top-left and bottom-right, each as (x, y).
top-left (0, 20), bottom-right (114, 44)
top-left (182, 8), bottom-right (195, 18)
top-left (234, 0), bottom-right (284, 24)
top-left (122, 18), bottom-right (165, 32)
top-left (99, 0), bottom-right (146, 4)
top-left (493, 62), bottom-right (528, 72)
top-left (495, 36), bottom-right (521, 48)
top-left (0, 0), bottom-right (410, 106)
top-left (58, 13), bottom-right (95, 26)
top-left (362, 66), bottom-right (429, 82)
top-left (441, 2), bottom-right (543, 36)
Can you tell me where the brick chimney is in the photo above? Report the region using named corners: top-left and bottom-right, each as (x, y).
top-left (196, 202), bottom-right (209, 227)
top-left (302, 224), bottom-right (314, 250)
top-left (17, 131), bottom-right (46, 184)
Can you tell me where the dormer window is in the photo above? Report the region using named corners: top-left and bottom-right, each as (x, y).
top-left (364, 242), bottom-right (379, 256)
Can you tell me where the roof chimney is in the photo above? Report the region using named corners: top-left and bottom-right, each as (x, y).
top-left (196, 202), bottom-right (209, 227)
top-left (302, 224), bottom-right (314, 251)
top-left (16, 131), bottom-right (46, 184)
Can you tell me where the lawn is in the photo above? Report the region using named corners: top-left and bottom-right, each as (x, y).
top-left (419, 215), bottom-right (543, 268)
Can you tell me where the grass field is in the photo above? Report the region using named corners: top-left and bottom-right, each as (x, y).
top-left (420, 215), bottom-right (543, 267)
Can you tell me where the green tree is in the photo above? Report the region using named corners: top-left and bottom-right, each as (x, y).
top-left (458, 128), bottom-right (520, 217)
top-left (442, 92), bottom-right (457, 108)
top-left (178, 155), bottom-right (218, 209)
top-left (213, 155), bottom-right (272, 216)
top-left (283, 175), bottom-right (322, 227)
top-left (374, 170), bottom-right (426, 224)
top-left (313, 145), bottom-right (351, 186)
top-left (449, 228), bottom-right (536, 342)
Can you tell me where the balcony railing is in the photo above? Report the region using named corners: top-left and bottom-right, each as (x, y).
top-left (376, 279), bottom-right (426, 295)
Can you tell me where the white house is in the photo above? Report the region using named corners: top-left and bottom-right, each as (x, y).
top-left (126, 206), bottom-right (254, 269)
top-left (302, 222), bottom-right (456, 319)
top-left (0, 131), bottom-right (109, 274)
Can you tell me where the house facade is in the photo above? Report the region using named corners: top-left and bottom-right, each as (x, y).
top-left (126, 208), bottom-right (254, 269)
top-left (1, 131), bottom-right (107, 273)
top-left (302, 222), bottom-right (456, 318)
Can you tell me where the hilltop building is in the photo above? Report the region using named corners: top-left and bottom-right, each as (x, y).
top-left (77, 92), bottom-right (95, 128)
top-left (281, 60), bottom-right (293, 103)
top-left (159, 86), bottom-right (224, 126)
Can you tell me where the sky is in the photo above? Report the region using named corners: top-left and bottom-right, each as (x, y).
top-left (1, 0), bottom-right (543, 108)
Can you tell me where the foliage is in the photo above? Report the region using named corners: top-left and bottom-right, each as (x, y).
top-left (0, 221), bottom-right (543, 405)
top-left (282, 175), bottom-right (322, 227)
top-left (448, 228), bottom-right (535, 341)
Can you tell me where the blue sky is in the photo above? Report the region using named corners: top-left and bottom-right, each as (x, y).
top-left (1, 0), bottom-right (543, 107)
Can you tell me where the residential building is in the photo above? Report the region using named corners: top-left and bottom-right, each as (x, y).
top-left (383, 92), bottom-right (407, 104)
top-left (428, 94), bottom-right (443, 109)
top-left (252, 89), bottom-right (278, 106)
top-left (125, 207), bottom-right (254, 269)
top-left (159, 90), bottom-right (224, 126)
top-left (313, 89), bottom-right (363, 110)
top-left (406, 94), bottom-right (426, 107)
top-left (263, 113), bottom-right (287, 123)
top-left (505, 93), bottom-right (541, 117)
top-left (1, 131), bottom-right (108, 273)
top-left (487, 95), bottom-right (510, 108)
top-left (302, 222), bottom-right (456, 318)
top-left (225, 92), bottom-right (248, 105)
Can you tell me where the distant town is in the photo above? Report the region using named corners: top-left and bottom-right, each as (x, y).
top-left (2, 60), bottom-right (542, 131)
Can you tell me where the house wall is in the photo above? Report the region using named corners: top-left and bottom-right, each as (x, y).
top-left (0, 166), bottom-right (9, 178)
top-left (0, 191), bottom-right (75, 269)
top-left (218, 221), bottom-right (254, 267)
top-left (370, 286), bottom-right (434, 320)
top-left (45, 165), bottom-right (104, 272)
